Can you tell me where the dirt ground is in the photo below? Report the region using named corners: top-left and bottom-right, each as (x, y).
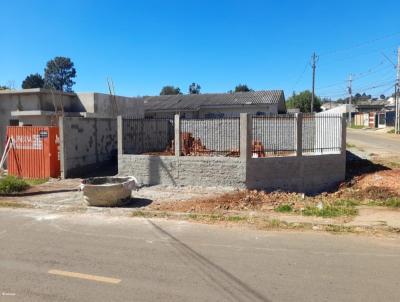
top-left (2, 150), bottom-right (400, 234)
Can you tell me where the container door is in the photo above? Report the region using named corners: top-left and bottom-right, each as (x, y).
top-left (6, 126), bottom-right (60, 179)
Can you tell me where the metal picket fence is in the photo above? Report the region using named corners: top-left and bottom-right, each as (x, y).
top-left (180, 117), bottom-right (240, 156)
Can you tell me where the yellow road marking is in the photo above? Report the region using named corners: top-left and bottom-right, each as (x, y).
top-left (48, 269), bottom-right (121, 284)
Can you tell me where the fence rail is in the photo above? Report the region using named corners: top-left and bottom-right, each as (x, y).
top-left (302, 114), bottom-right (342, 154)
top-left (180, 117), bottom-right (240, 156)
top-left (252, 114), bottom-right (297, 157)
top-left (120, 114), bottom-right (343, 157)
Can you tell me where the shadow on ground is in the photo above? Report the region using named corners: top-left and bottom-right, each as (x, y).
top-left (118, 198), bottom-right (153, 208)
top-left (346, 151), bottom-right (390, 181)
top-left (0, 189), bottom-right (79, 197)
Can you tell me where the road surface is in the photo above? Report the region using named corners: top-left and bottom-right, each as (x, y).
top-left (347, 128), bottom-right (400, 158)
top-left (1, 208), bottom-right (400, 302)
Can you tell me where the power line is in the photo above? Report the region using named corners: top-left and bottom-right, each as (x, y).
top-left (291, 61), bottom-right (309, 91)
top-left (319, 32), bottom-right (400, 57)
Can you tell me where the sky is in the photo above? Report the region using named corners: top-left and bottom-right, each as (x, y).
top-left (0, 0), bottom-right (399, 100)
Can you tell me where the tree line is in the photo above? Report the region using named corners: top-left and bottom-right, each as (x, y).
top-left (160, 83), bottom-right (253, 95)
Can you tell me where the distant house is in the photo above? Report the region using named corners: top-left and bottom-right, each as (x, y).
top-left (143, 90), bottom-right (286, 119)
top-left (355, 100), bottom-right (386, 112)
top-left (321, 102), bottom-right (341, 111)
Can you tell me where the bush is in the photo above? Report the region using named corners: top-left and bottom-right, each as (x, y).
top-left (0, 176), bottom-right (29, 194)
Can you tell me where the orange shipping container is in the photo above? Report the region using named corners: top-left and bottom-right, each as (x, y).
top-left (6, 126), bottom-right (60, 179)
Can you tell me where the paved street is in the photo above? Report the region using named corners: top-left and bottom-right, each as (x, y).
top-left (1, 208), bottom-right (400, 302)
top-left (347, 128), bottom-right (400, 158)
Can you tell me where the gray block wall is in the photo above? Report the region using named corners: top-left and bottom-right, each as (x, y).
top-left (118, 114), bottom-right (346, 193)
top-left (246, 154), bottom-right (346, 193)
top-left (123, 119), bottom-right (174, 154)
top-left (118, 155), bottom-right (246, 187)
top-left (118, 153), bottom-right (345, 193)
top-left (60, 117), bottom-right (117, 178)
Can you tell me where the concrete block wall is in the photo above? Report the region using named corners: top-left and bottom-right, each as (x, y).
top-left (60, 117), bottom-right (117, 178)
top-left (246, 154), bottom-right (346, 193)
top-left (76, 93), bottom-right (144, 118)
top-left (118, 155), bottom-right (246, 187)
top-left (122, 119), bottom-right (174, 154)
top-left (118, 114), bottom-right (347, 193)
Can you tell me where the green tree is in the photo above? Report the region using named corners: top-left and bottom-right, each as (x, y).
top-left (0, 85), bottom-right (9, 90)
top-left (188, 82), bottom-right (201, 94)
top-left (234, 84), bottom-right (252, 92)
top-left (21, 73), bottom-right (45, 89)
top-left (160, 85), bottom-right (181, 95)
top-left (44, 56), bottom-right (76, 92)
top-left (286, 90), bottom-right (322, 113)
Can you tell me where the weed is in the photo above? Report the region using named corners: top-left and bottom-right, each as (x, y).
top-left (302, 204), bottom-right (358, 217)
top-left (25, 178), bottom-right (48, 186)
top-left (188, 213), bottom-right (199, 220)
top-left (368, 197), bottom-right (400, 208)
top-left (0, 176), bottom-right (29, 194)
top-left (275, 204), bottom-right (293, 213)
top-left (387, 129), bottom-right (395, 134)
top-left (226, 215), bottom-right (246, 222)
top-left (346, 143), bottom-right (356, 148)
top-left (0, 200), bottom-right (30, 208)
top-left (325, 224), bottom-right (355, 233)
top-left (349, 125), bottom-right (364, 129)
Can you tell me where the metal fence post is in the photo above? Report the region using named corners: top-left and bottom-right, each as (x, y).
top-left (174, 114), bottom-right (181, 156)
top-left (240, 113), bottom-right (252, 160)
top-left (117, 116), bottom-right (123, 155)
top-left (341, 116), bottom-right (347, 155)
top-left (296, 113), bottom-right (303, 157)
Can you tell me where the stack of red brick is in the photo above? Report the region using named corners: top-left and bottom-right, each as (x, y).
top-left (252, 140), bottom-right (266, 158)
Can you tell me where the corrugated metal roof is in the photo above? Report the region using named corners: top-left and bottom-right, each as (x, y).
top-left (143, 90), bottom-right (284, 111)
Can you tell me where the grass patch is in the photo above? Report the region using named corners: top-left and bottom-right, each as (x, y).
top-left (0, 176), bottom-right (29, 194)
top-left (275, 204), bottom-right (293, 213)
top-left (387, 129), bottom-right (395, 134)
top-left (0, 200), bottom-right (30, 208)
top-left (346, 143), bottom-right (356, 148)
top-left (226, 215), bottom-right (247, 222)
top-left (349, 125), bottom-right (364, 129)
top-left (302, 203), bottom-right (358, 218)
top-left (325, 224), bottom-right (356, 233)
top-left (368, 197), bottom-right (400, 208)
top-left (25, 178), bottom-right (48, 186)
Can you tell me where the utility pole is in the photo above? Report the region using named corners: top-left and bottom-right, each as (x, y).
top-left (396, 47), bottom-right (400, 134)
top-left (311, 52), bottom-right (318, 113)
top-left (347, 74), bottom-right (353, 125)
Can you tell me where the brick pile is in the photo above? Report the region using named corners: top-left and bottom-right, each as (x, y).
top-left (252, 140), bottom-right (266, 158)
top-left (166, 132), bottom-right (242, 157)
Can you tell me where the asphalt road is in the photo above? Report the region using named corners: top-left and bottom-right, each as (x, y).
top-left (347, 128), bottom-right (400, 158)
top-left (1, 209), bottom-right (400, 302)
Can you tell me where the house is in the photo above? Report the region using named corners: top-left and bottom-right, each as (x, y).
top-left (318, 104), bottom-right (356, 115)
top-left (355, 100), bottom-right (386, 112)
top-left (143, 90), bottom-right (286, 119)
top-left (0, 88), bottom-right (144, 160)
